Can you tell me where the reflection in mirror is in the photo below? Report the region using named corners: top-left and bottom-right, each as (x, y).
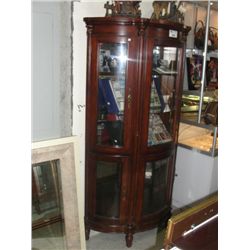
top-left (32, 160), bottom-right (66, 250)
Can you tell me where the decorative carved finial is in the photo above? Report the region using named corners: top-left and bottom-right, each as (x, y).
top-left (151, 1), bottom-right (185, 23)
top-left (104, 1), bottom-right (141, 18)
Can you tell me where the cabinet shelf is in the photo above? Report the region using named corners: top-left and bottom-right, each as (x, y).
top-left (153, 68), bottom-right (178, 75)
top-left (99, 73), bottom-right (126, 79)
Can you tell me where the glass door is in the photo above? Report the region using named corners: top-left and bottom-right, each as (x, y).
top-left (148, 46), bottom-right (179, 147)
top-left (90, 156), bottom-right (130, 222)
top-left (96, 43), bottom-right (128, 147)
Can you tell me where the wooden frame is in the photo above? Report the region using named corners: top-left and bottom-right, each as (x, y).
top-left (32, 136), bottom-right (85, 250)
top-left (164, 193), bottom-right (218, 249)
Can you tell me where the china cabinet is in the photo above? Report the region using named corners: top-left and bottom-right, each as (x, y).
top-left (84, 16), bottom-right (190, 247)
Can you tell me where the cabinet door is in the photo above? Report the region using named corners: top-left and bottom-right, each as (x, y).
top-left (87, 155), bottom-right (130, 223)
top-left (142, 45), bottom-right (183, 153)
top-left (87, 37), bottom-right (137, 153)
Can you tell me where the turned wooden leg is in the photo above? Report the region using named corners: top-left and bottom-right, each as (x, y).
top-left (125, 224), bottom-right (135, 248)
top-left (125, 232), bottom-right (133, 248)
top-left (85, 226), bottom-right (90, 240)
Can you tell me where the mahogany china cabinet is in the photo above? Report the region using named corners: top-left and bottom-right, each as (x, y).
top-left (84, 16), bottom-right (190, 247)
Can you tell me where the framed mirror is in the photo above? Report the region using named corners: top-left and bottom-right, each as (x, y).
top-left (32, 137), bottom-right (85, 250)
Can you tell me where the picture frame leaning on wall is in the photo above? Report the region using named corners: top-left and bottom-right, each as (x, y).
top-left (32, 136), bottom-right (85, 250)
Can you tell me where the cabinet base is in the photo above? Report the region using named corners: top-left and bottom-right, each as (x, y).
top-left (85, 210), bottom-right (171, 248)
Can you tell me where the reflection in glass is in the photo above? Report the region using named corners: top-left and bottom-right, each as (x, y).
top-left (96, 161), bottom-right (121, 218)
top-left (148, 47), bottom-right (179, 146)
top-left (181, 90), bottom-right (218, 123)
top-left (97, 43), bottom-right (128, 147)
top-left (143, 158), bottom-right (169, 215)
top-left (32, 160), bottom-right (66, 249)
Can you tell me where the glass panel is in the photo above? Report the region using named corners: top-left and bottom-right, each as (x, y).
top-left (32, 160), bottom-right (66, 249)
top-left (181, 51), bottom-right (218, 123)
top-left (143, 158), bottom-right (168, 215)
top-left (97, 43), bottom-right (128, 146)
top-left (148, 46), bottom-right (178, 146)
top-left (96, 161), bottom-right (121, 218)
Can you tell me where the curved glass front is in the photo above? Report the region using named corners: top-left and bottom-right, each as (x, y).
top-left (148, 46), bottom-right (178, 146)
top-left (143, 158), bottom-right (169, 215)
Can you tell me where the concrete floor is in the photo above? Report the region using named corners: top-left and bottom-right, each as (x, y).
top-left (32, 221), bottom-right (166, 250)
top-left (86, 228), bottom-right (165, 250)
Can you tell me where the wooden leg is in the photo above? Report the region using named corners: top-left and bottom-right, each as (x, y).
top-left (125, 232), bottom-right (133, 248)
top-left (125, 224), bottom-right (135, 248)
top-left (85, 226), bottom-right (90, 240)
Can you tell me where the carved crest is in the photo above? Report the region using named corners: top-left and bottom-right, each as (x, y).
top-left (104, 1), bottom-right (141, 18)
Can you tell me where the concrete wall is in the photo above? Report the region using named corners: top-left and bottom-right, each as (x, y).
top-left (32, 1), bottom-right (72, 142)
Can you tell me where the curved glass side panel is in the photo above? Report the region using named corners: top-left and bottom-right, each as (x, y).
top-left (143, 158), bottom-right (169, 215)
top-left (97, 43), bottom-right (128, 147)
top-left (148, 46), bottom-right (178, 146)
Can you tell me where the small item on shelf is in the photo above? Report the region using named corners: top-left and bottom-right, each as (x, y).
top-left (151, 78), bottom-right (166, 112)
top-left (106, 120), bottom-right (123, 146)
top-left (148, 114), bottom-right (171, 145)
top-left (163, 95), bottom-right (171, 112)
top-left (98, 78), bottom-right (120, 115)
top-left (99, 43), bottom-right (128, 75)
top-left (150, 81), bottom-right (162, 113)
